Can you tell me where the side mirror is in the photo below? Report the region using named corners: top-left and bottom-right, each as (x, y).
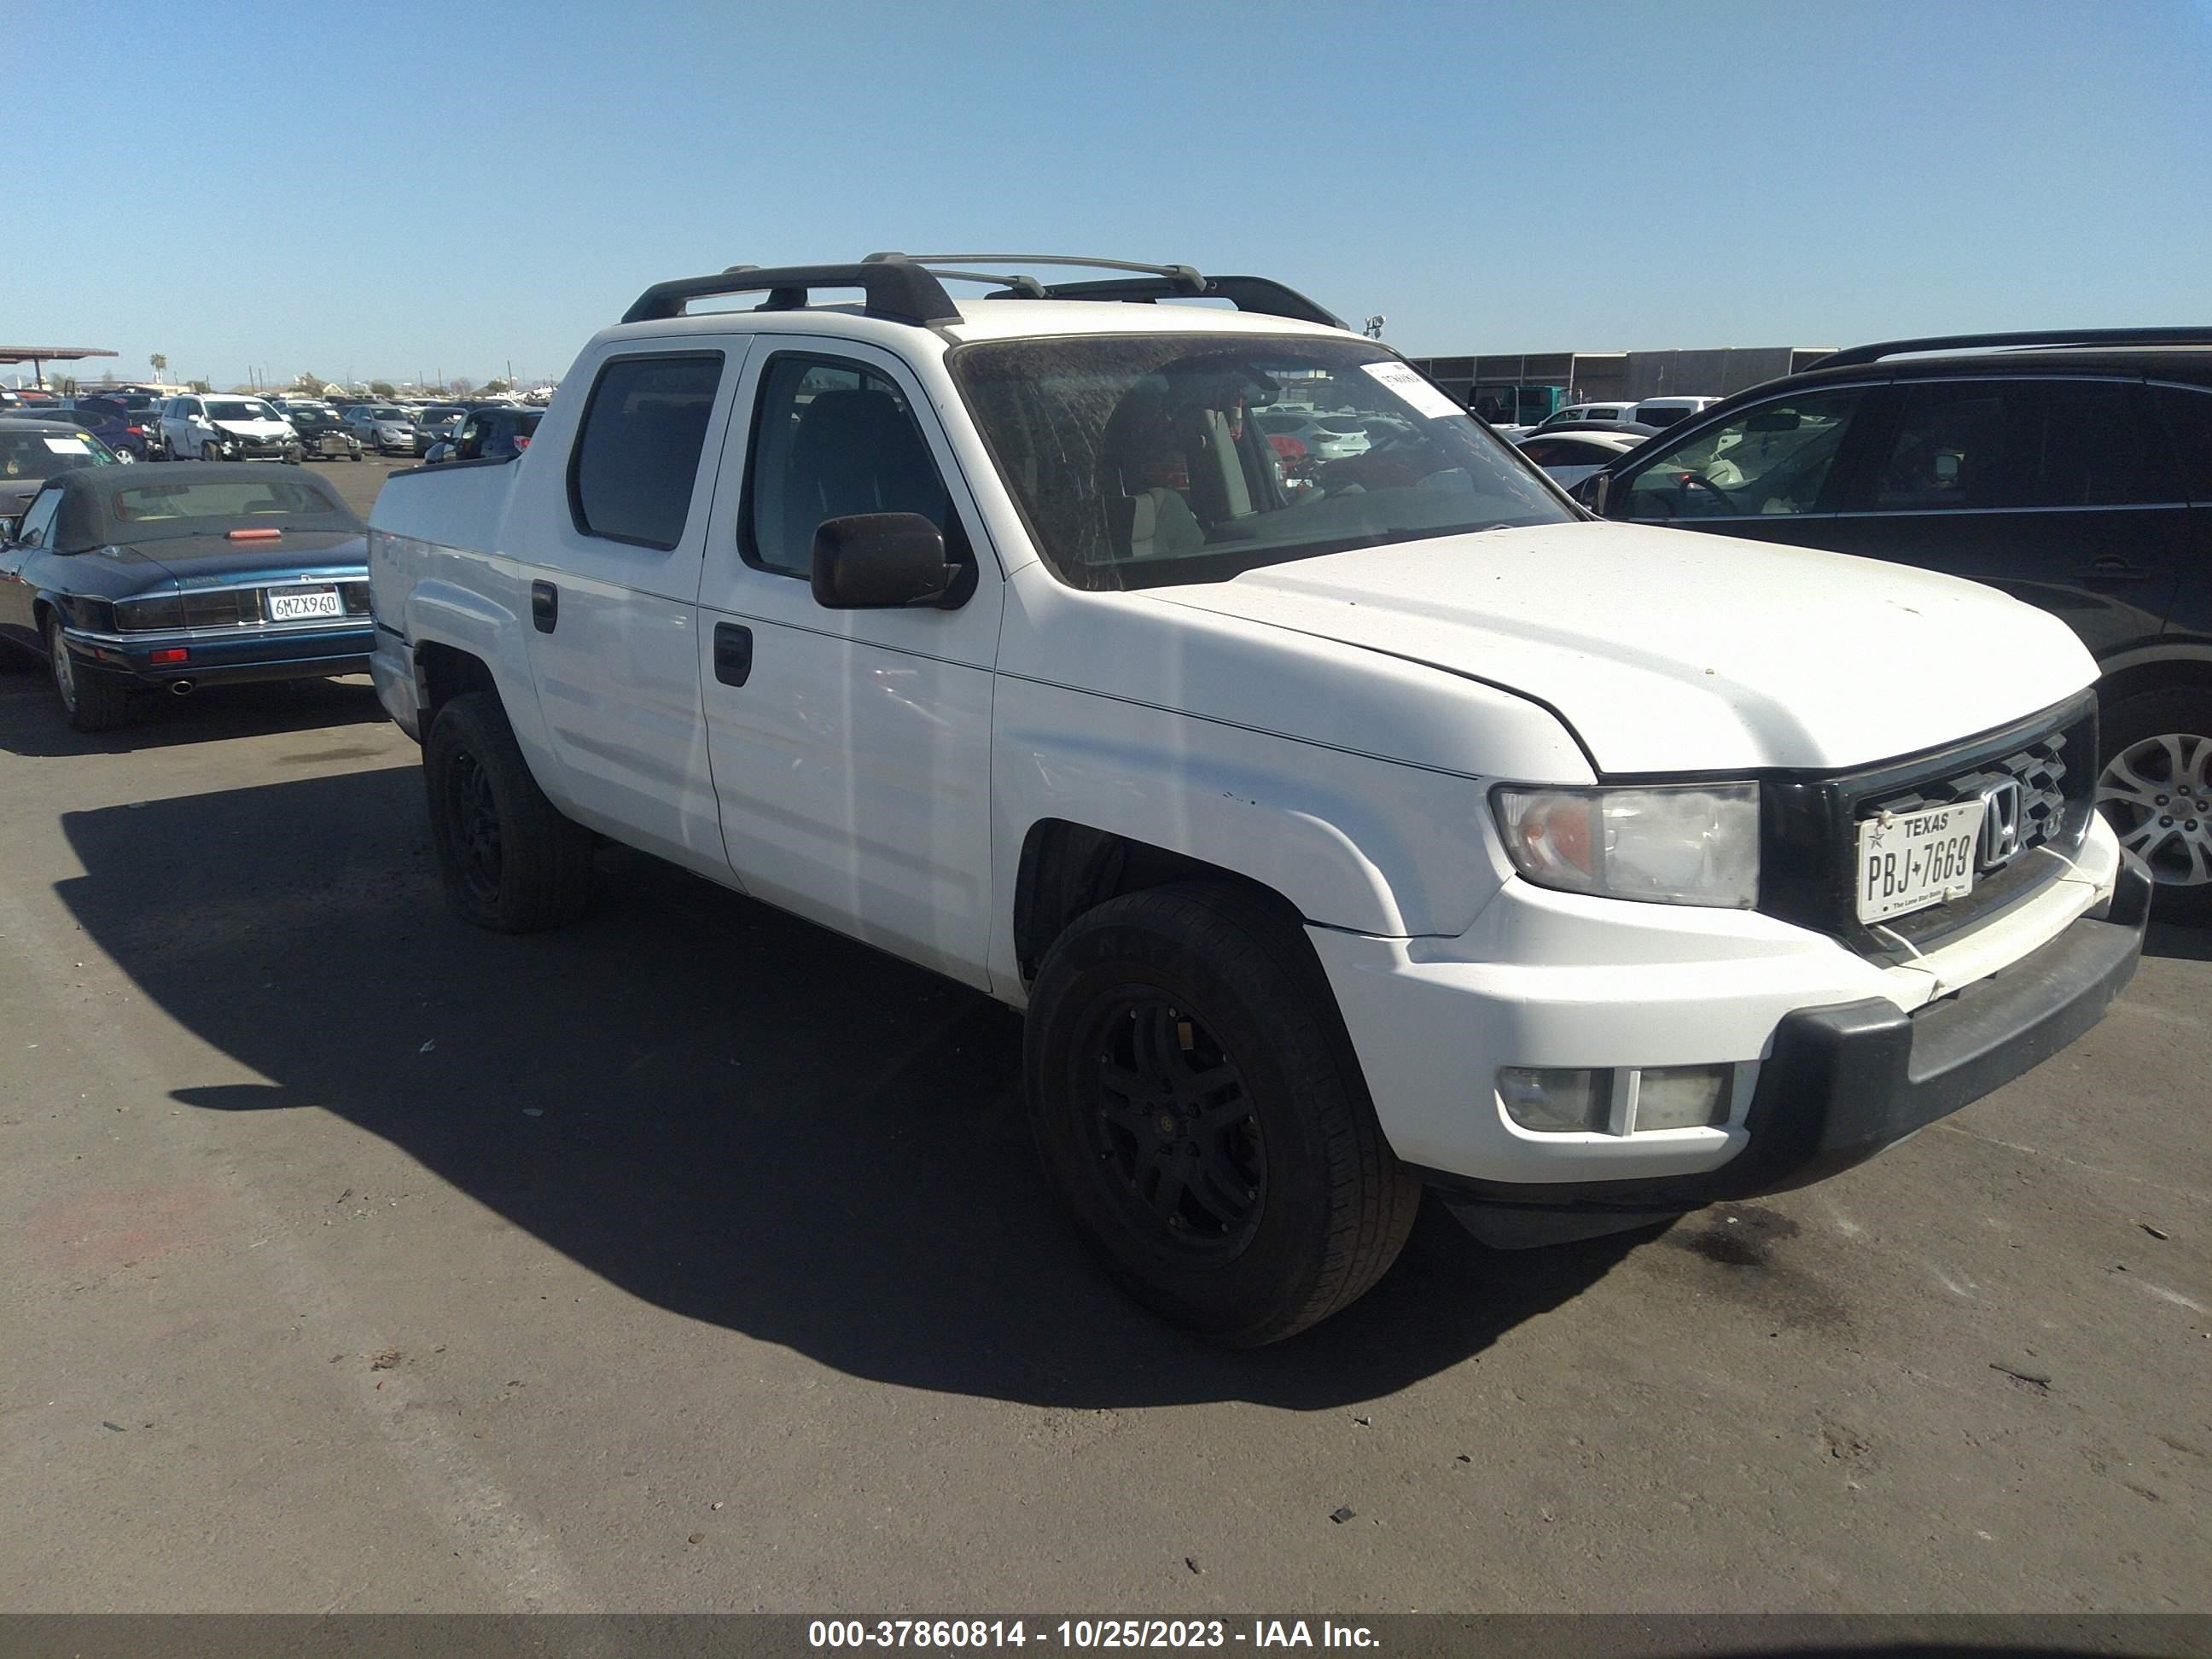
top-left (810, 513), bottom-right (961, 610)
top-left (1574, 473), bottom-right (1610, 515)
top-left (0, 515), bottom-right (19, 543)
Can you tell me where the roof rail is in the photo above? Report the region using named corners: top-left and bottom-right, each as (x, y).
top-left (875, 253), bottom-right (1347, 329)
top-left (1809, 327), bottom-right (2212, 370)
top-left (620, 256), bottom-right (961, 327)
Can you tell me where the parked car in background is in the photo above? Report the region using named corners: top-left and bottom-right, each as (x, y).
top-left (1535, 401), bottom-right (1640, 430)
top-left (0, 418), bottom-right (121, 533)
top-left (343, 404), bottom-right (420, 455)
top-left (422, 405), bottom-right (541, 464)
top-left (1253, 408), bottom-right (1371, 461)
top-left (1516, 428), bottom-right (1649, 488)
top-left (1574, 327), bottom-right (2212, 919)
top-left (287, 406), bottom-right (367, 462)
top-left (61, 395), bottom-right (166, 462)
top-left (160, 395), bottom-right (302, 463)
top-left (1629, 395), bottom-right (1720, 430)
top-left (0, 462), bottom-right (373, 731)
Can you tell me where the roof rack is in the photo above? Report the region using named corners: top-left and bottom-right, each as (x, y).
top-left (620, 253), bottom-right (1343, 330)
top-left (1810, 327), bottom-right (2212, 370)
top-left (883, 253), bottom-right (1345, 329)
top-left (621, 256), bottom-right (962, 327)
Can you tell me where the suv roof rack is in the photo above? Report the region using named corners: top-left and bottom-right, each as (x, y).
top-left (883, 253), bottom-right (1346, 329)
top-left (620, 253), bottom-right (1342, 330)
top-left (1810, 327), bottom-right (2212, 370)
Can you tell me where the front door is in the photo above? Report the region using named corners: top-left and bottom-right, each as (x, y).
top-left (695, 339), bottom-right (1003, 988)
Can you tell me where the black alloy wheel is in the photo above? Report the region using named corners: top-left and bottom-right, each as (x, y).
top-left (1080, 992), bottom-right (1265, 1256)
top-left (444, 742), bottom-right (504, 910)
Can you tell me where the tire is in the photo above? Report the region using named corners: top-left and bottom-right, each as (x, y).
top-left (45, 613), bottom-right (131, 732)
top-left (2098, 685), bottom-right (2212, 925)
top-left (1025, 881), bottom-right (1419, 1344)
top-left (423, 691), bottom-right (596, 932)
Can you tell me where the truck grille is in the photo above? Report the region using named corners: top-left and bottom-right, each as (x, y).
top-left (1759, 693), bottom-right (2098, 958)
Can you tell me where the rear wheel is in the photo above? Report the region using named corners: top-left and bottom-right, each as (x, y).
top-left (423, 691), bottom-right (596, 932)
top-left (46, 613), bottom-right (131, 731)
top-left (1026, 882), bottom-right (1418, 1344)
top-left (2099, 686), bottom-right (2212, 925)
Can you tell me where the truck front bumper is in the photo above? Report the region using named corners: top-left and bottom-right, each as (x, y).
top-left (1309, 816), bottom-right (2148, 1229)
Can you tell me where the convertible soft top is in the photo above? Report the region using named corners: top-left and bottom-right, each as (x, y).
top-left (47, 461), bottom-right (363, 553)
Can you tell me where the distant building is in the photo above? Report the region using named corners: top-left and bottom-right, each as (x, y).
top-left (1406, 346), bottom-right (1836, 424)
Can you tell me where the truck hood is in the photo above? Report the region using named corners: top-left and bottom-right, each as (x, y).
top-left (1144, 521), bottom-right (2097, 773)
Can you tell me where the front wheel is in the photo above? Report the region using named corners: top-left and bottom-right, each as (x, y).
top-left (2099, 686), bottom-right (2212, 925)
top-left (1025, 882), bottom-right (1419, 1344)
top-left (423, 691), bottom-right (596, 932)
top-left (46, 613), bottom-right (131, 731)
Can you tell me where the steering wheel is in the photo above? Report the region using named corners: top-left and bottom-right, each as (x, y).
top-left (1676, 471), bottom-right (1735, 509)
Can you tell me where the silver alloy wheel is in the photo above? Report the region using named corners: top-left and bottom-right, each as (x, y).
top-left (114, 448), bottom-right (136, 463)
top-left (2098, 731), bottom-right (2212, 888)
top-left (48, 617), bottom-right (77, 713)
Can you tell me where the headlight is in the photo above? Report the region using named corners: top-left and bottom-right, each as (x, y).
top-left (1491, 783), bottom-right (1760, 908)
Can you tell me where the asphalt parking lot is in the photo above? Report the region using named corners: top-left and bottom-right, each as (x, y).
top-left (2, 452), bottom-right (2207, 1613)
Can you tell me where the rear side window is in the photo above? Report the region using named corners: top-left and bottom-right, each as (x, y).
top-left (2153, 384), bottom-right (2212, 504)
top-left (2028, 381), bottom-right (2166, 508)
top-left (742, 354), bottom-right (961, 579)
top-left (1872, 381), bottom-right (2035, 510)
top-left (568, 353), bottom-right (724, 550)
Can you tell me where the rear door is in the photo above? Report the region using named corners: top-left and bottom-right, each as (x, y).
top-left (1812, 375), bottom-right (2186, 662)
top-left (694, 338), bottom-right (1004, 987)
top-left (2150, 381), bottom-right (2212, 646)
top-left (505, 341), bottom-right (746, 880)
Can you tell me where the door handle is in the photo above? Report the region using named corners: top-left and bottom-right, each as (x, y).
top-left (530, 580), bottom-right (558, 632)
top-left (713, 621), bottom-right (753, 687)
top-left (2074, 556), bottom-right (2153, 585)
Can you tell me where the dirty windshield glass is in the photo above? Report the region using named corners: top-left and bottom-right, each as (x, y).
top-left (951, 335), bottom-right (1571, 590)
top-left (207, 399), bottom-right (278, 422)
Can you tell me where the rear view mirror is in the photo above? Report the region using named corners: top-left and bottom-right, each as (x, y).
top-left (811, 513), bottom-right (961, 609)
top-left (1745, 410), bottom-right (1801, 433)
top-left (1934, 451), bottom-right (1962, 482)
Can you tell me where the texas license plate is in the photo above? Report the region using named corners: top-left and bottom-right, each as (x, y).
top-left (267, 587), bottom-right (343, 622)
top-left (1855, 801), bottom-right (1986, 923)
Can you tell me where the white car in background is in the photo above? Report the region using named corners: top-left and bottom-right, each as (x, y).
top-left (1255, 408), bottom-right (1372, 461)
top-left (1537, 401), bottom-right (1640, 430)
top-left (159, 395), bottom-right (301, 462)
top-left (1516, 428), bottom-right (1650, 487)
top-left (1631, 395), bottom-right (1721, 430)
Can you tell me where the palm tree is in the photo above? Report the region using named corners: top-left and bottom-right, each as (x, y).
top-left (149, 353), bottom-right (168, 384)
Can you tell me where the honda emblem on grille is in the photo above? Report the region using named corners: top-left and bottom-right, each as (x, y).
top-left (1978, 778), bottom-right (2025, 868)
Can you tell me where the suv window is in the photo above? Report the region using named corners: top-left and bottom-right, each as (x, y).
top-left (742, 354), bottom-right (961, 579)
top-left (568, 353), bottom-right (724, 550)
top-left (2029, 381), bottom-right (2165, 508)
top-left (1872, 381), bottom-right (2034, 511)
top-left (1624, 387), bottom-right (1866, 520)
top-left (2152, 383), bottom-right (2212, 504)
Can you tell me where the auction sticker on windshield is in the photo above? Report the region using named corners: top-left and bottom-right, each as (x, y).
top-left (43, 436), bottom-right (92, 455)
top-left (1856, 800), bottom-right (1985, 923)
top-left (1360, 361), bottom-right (1464, 420)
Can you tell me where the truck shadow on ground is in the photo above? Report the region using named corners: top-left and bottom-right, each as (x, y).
top-left (0, 662), bottom-right (387, 758)
top-left (57, 765), bottom-right (1650, 1409)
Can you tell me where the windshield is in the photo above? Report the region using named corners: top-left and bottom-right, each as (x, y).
top-left (363, 405), bottom-right (405, 421)
top-left (0, 427), bottom-right (118, 479)
top-left (951, 335), bottom-right (1570, 590)
top-left (207, 399), bottom-right (278, 422)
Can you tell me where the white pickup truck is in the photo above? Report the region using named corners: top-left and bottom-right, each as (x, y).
top-left (368, 254), bottom-right (2150, 1343)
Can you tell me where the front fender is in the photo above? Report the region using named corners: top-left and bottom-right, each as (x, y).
top-left (988, 680), bottom-right (1512, 999)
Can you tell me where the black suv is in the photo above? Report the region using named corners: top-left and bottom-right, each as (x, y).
top-left (1573, 329), bottom-right (2212, 922)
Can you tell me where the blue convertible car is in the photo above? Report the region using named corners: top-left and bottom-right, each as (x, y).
top-left (0, 462), bottom-right (374, 731)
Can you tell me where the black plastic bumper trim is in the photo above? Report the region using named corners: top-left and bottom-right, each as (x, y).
top-left (1417, 853), bottom-right (2152, 1221)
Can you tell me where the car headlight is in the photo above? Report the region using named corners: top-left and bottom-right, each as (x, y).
top-left (1491, 783), bottom-right (1760, 908)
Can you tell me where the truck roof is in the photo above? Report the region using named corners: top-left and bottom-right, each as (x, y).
top-left (590, 296), bottom-right (1349, 352)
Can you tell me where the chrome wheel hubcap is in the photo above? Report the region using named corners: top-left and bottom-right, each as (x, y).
top-left (2099, 731), bottom-right (2212, 888)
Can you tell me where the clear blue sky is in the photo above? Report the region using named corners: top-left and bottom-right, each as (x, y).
top-left (13, 1), bottom-right (2210, 390)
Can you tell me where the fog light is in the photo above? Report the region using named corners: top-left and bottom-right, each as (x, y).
top-left (1633, 1064), bottom-right (1732, 1132)
top-left (1499, 1067), bottom-right (1610, 1133)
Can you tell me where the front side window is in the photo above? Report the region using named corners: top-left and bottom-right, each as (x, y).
top-left (568, 352), bottom-right (724, 550)
top-left (742, 354), bottom-right (962, 579)
top-left (951, 335), bottom-right (1569, 591)
top-left (1871, 381), bottom-right (2034, 511)
top-left (1624, 387), bottom-right (1865, 520)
